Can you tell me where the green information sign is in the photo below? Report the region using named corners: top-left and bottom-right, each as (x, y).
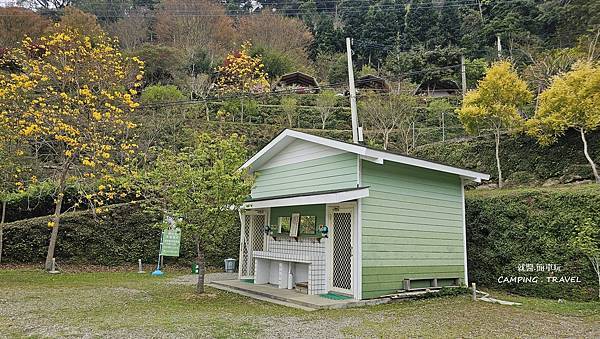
top-left (160, 228), bottom-right (181, 257)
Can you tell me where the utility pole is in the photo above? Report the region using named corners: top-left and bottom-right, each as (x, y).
top-left (346, 37), bottom-right (359, 144)
top-left (461, 55), bottom-right (467, 97)
top-left (496, 35), bottom-right (502, 59)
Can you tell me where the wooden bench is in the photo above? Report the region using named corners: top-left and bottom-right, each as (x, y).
top-left (401, 277), bottom-right (462, 292)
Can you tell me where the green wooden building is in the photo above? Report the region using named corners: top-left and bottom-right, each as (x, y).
top-left (238, 129), bottom-right (489, 300)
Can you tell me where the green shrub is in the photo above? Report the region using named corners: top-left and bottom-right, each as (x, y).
top-left (131, 44), bottom-right (184, 86)
top-left (466, 185), bottom-right (600, 300)
top-left (416, 286), bottom-right (470, 300)
top-left (250, 46), bottom-right (295, 80)
top-left (2, 202), bottom-right (240, 268)
top-left (415, 129), bottom-right (600, 184)
top-left (505, 171), bottom-right (538, 187)
top-left (560, 164), bottom-right (594, 184)
top-left (141, 85), bottom-right (185, 104)
top-left (4, 181), bottom-right (110, 223)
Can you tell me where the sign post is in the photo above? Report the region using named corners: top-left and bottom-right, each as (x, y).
top-left (151, 228), bottom-right (181, 276)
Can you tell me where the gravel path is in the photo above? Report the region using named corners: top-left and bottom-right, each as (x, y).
top-left (168, 272), bottom-right (237, 285)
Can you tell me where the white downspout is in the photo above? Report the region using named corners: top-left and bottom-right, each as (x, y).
top-left (238, 209), bottom-right (245, 280)
top-left (355, 154), bottom-right (363, 300)
top-left (461, 178), bottom-right (469, 286)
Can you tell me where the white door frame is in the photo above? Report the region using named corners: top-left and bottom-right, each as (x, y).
top-left (326, 202), bottom-right (356, 296)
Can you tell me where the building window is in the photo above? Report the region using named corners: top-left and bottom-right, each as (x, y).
top-left (278, 216), bottom-right (291, 234)
top-left (300, 215), bottom-right (317, 235)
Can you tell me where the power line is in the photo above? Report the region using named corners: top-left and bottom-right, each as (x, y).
top-left (0, 0), bottom-right (528, 17)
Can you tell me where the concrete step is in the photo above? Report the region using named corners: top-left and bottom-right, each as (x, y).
top-left (209, 281), bottom-right (318, 311)
top-left (209, 280), bottom-right (391, 311)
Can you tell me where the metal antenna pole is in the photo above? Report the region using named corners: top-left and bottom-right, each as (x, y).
top-left (346, 37), bottom-right (359, 144)
top-left (497, 35), bottom-right (502, 59)
top-left (461, 55), bottom-right (467, 97)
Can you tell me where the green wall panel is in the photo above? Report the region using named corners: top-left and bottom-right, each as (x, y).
top-left (269, 204), bottom-right (326, 236)
top-left (252, 153), bottom-right (357, 199)
top-left (361, 160), bottom-right (465, 298)
top-left (269, 204), bottom-right (326, 227)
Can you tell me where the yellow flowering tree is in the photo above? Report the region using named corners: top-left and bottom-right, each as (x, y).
top-left (215, 42), bottom-right (269, 93)
top-left (457, 61), bottom-right (533, 188)
top-left (0, 113), bottom-right (33, 263)
top-left (526, 62), bottom-right (600, 183)
top-left (0, 26), bottom-right (144, 270)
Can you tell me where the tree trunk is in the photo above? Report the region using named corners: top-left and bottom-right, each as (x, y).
top-left (196, 239), bottom-right (205, 294)
top-left (595, 258), bottom-right (600, 300)
top-left (580, 128), bottom-right (600, 183)
top-left (44, 166), bottom-right (69, 271)
top-left (495, 129), bottom-right (503, 188)
top-left (589, 256), bottom-right (600, 300)
top-left (240, 99), bottom-right (244, 123)
top-left (383, 131), bottom-right (389, 150)
top-left (0, 200), bottom-right (6, 264)
top-left (321, 118), bottom-right (326, 129)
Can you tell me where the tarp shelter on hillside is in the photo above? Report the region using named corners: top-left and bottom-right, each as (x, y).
top-left (355, 74), bottom-right (391, 93)
top-left (274, 72), bottom-right (320, 94)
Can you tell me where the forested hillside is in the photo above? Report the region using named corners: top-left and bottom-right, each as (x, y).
top-left (3, 0), bottom-right (598, 156)
top-left (1, 0), bottom-right (598, 202)
top-left (5, 1), bottom-right (597, 72)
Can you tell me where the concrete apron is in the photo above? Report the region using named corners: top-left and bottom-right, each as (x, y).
top-left (208, 279), bottom-right (390, 311)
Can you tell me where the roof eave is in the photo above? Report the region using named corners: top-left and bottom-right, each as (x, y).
top-left (363, 148), bottom-right (490, 183)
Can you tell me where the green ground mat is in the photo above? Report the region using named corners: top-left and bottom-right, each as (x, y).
top-left (241, 279), bottom-right (254, 283)
top-left (319, 292), bottom-right (352, 300)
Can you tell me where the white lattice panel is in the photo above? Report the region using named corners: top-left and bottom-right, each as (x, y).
top-left (249, 215), bottom-right (265, 276)
top-left (240, 215), bottom-right (252, 277)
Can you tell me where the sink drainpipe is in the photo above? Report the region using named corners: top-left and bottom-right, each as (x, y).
top-left (288, 264), bottom-right (294, 289)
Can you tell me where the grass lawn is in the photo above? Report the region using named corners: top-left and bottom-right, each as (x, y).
top-left (1, 269), bottom-right (598, 338)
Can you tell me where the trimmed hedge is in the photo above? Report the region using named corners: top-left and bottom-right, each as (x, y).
top-left (415, 129), bottom-right (600, 185)
top-left (3, 185), bottom-right (83, 223)
top-left (466, 185), bottom-right (600, 301)
top-left (2, 202), bottom-right (240, 268)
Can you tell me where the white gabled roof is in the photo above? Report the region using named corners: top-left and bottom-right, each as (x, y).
top-left (240, 129), bottom-right (490, 182)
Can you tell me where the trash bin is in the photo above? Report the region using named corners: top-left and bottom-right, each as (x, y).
top-left (224, 258), bottom-right (236, 273)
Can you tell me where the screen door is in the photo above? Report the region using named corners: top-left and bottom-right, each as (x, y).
top-left (330, 208), bottom-right (353, 293)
